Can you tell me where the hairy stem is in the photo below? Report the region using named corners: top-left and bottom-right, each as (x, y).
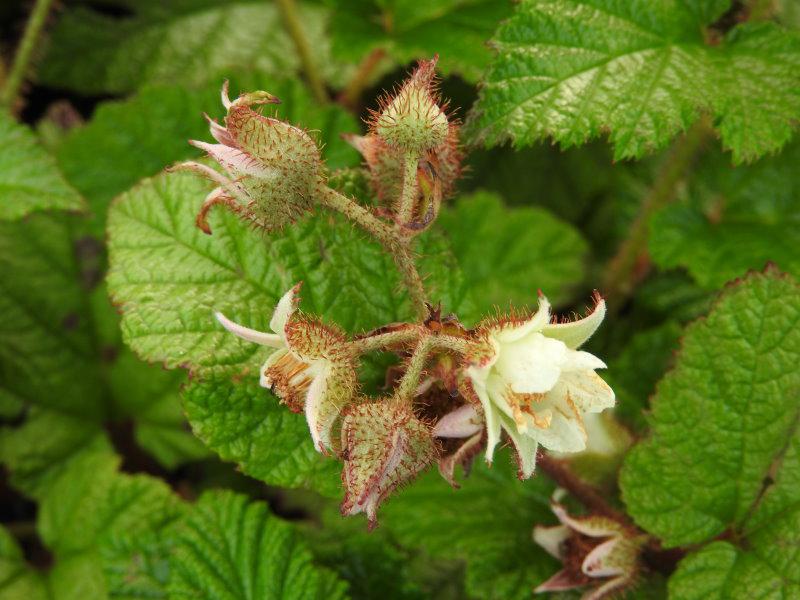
top-left (275, 0), bottom-right (328, 104)
top-left (602, 118), bottom-right (711, 310)
top-left (318, 186), bottom-right (428, 319)
top-left (396, 335), bottom-right (435, 400)
top-left (339, 47), bottom-right (387, 109)
top-left (537, 453), bottom-right (630, 524)
top-left (0, 0), bottom-right (56, 111)
top-left (396, 151), bottom-right (420, 226)
top-left (351, 326), bottom-right (423, 354)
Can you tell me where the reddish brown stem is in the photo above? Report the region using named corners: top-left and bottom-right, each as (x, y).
top-left (338, 48), bottom-right (387, 110)
top-left (537, 453), bottom-right (630, 524)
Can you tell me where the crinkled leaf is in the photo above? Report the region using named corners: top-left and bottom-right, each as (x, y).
top-left (0, 525), bottom-right (49, 598)
top-left (467, 1), bottom-right (800, 163)
top-left (168, 490), bottom-right (348, 599)
top-left (620, 269), bottom-right (800, 546)
top-left (650, 142), bottom-right (800, 289)
top-left (382, 460), bottom-right (557, 600)
top-left (40, 0), bottom-right (349, 94)
top-left (437, 191), bottom-right (587, 309)
top-left (328, 0), bottom-right (513, 82)
top-left (0, 114), bottom-right (84, 221)
top-left (181, 377), bottom-right (341, 497)
top-left (107, 171), bottom-right (474, 375)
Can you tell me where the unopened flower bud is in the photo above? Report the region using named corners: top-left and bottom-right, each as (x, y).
top-left (176, 81), bottom-right (322, 234)
top-left (340, 401), bottom-right (436, 528)
top-left (215, 284), bottom-right (357, 453)
top-left (372, 57), bottom-right (449, 154)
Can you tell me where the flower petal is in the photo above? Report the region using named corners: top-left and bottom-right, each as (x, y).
top-left (499, 411), bottom-right (539, 478)
top-left (495, 333), bottom-right (567, 394)
top-left (582, 538), bottom-right (625, 578)
top-left (215, 312), bottom-right (283, 348)
top-left (434, 404), bottom-right (483, 438)
top-left (552, 503), bottom-right (623, 538)
top-left (469, 379), bottom-right (502, 465)
top-left (556, 371), bottom-right (615, 413)
top-left (533, 410), bottom-right (587, 453)
top-left (542, 298), bottom-right (605, 349)
top-left (190, 140), bottom-right (268, 177)
top-left (534, 568), bottom-right (584, 593)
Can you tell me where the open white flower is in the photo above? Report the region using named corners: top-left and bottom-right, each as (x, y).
top-left (215, 284), bottom-right (357, 453)
top-left (462, 294), bottom-right (614, 478)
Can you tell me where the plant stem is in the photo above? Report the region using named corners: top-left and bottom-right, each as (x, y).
top-left (318, 186), bottom-right (428, 320)
top-left (396, 334), bottom-right (435, 400)
top-left (602, 118), bottom-right (711, 310)
top-left (339, 47), bottom-right (386, 109)
top-left (537, 453), bottom-right (630, 524)
top-left (275, 0), bottom-right (328, 104)
top-left (0, 0), bottom-right (56, 111)
top-left (396, 151), bottom-right (420, 226)
top-left (351, 326), bottom-right (423, 353)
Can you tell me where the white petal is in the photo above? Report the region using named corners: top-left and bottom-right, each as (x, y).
top-left (533, 524), bottom-right (570, 559)
top-left (433, 404), bottom-right (483, 438)
top-left (305, 366), bottom-right (331, 453)
top-left (221, 80), bottom-right (232, 109)
top-left (215, 312), bottom-right (283, 348)
top-left (557, 371), bottom-right (615, 413)
top-left (542, 298), bottom-right (605, 349)
top-left (534, 411), bottom-right (586, 453)
top-left (259, 348), bottom-right (289, 387)
top-left (552, 503), bottom-right (621, 538)
top-left (494, 295), bottom-right (551, 343)
top-left (495, 333), bottom-right (567, 394)
top-left (270, 285), bottom-right (301, 335)
top-left (562, 349), bottom-right (607, 372)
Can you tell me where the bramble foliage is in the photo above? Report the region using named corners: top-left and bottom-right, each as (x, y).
top-left (1, 1), bottom-right (799, 599)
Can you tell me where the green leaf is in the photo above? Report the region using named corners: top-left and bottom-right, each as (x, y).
top-left (107, 170), bottom-right (473, 374)
top-left (649, 143), bottom-right (800, 289)
top-left (182, 377), bottom-right (341, 497)
top-left (0, 525), bottom-right (49, 598)
top-left (40, 0), bottom-right (349, 94)
top-left (328, 0), bottom-right (513, 82)
top-left (168, 490), bottom-right (349, 599)
top-left (57, 80), bottom-right (359, 234)
top-left (467, 1), bottom-right (800, 163)
top-left (0, 114), bottom-right (84, 221)
top-left (382, 460), bottom-right (557, 600)
top-left (620, 269), bottom-right (800, 546)
top-left (438, 191), bottom-right (588, 309)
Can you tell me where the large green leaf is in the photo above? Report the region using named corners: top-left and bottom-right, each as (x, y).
top-left (620, 269), bottom-right (800, 547)
top-left (0, 114), bottom-right (84, 221)
top-left (0, 525), bottom-right (49, 598)
top-left (40, 0), bottom-right (349, 94)
top-left (168, 491), bottom-right (348, 599)
top-left (649, 142), bottom-right (800, 289)
top-left (182, 377), bottom-right (341, 497)
top-left (438, 191), bottom-right (588, 309)
top-left (107, 170), bottom-right (474, 375)
top-left (327, 0), bottom-right (513, 82)
top-left (467, 1), bottom-right (800, 163)
top-left (382, 460), bottom-right (557, 600)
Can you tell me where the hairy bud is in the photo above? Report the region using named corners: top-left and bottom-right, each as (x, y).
top-left (340, 401), bottom-right (436, 529)
top-left (176, 81), bottom-right (322, 234)
top-left (371, 57), bottom-right (450, 154)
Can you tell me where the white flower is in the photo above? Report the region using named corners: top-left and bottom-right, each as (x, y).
top-left (215, 284), bottom-right (357, 453)
top-left (462, 294), bottom-right (614, 478)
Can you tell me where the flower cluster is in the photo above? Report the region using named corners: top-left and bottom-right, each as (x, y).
top-left (182, 58), bottom-right (617, 528)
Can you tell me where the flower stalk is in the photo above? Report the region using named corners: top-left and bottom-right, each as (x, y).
top-left (275, 0), bottom-right (328, 104)
top-left (397, 151), bottom-right (421, 226)
top-left (0, 0), bottom-right (56, 111)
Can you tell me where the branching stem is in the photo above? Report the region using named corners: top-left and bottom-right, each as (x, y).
top-left (318, 186), bottom-right (428, 320)
top-left (275, 0), bottom-right (328, 104)
top-left (0, 0), bottom-right (56, 111)
top-left (351, 327), bottom-right (422, 354)
top-left (602, 118), bottom-right (711, 310)
top-left (396, 335), bottom-right (435, 400)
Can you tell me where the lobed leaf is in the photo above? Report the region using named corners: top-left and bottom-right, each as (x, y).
top-left (620, 269), bottom-right (800, 546)
top-left (467, 0), bottom-right (800, 163)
